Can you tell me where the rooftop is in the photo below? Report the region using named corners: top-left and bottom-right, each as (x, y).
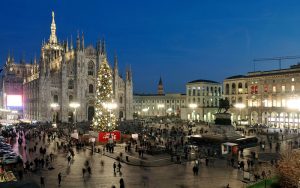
top-left (225, 75), bottom-right (246, 80)
top-left (187, 79), bottom-right (219, 84)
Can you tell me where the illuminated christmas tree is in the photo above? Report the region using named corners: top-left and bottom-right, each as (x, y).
top-left (92, 57), bottom-right (117, 132)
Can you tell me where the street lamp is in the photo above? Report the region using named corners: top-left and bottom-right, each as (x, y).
top-left (234, 103), bottom-right (246, 126)
top-left (50, 103), bottom-right (59, 123)
top-left (69, 102), bottom-right (80, 126)
top-left (189, 103), bottom-right (197, 121)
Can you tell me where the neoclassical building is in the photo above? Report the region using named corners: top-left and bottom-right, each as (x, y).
top-left (224, 64), bottom-right (300, 129)
top-left (18, 12), bottom-right (133, 122)
top-left (181, 79), bottom-right (222, 122)
top-left (133, 78), bottom-right (222, 122)
top-left (133, 77), bottom-right (186, 117)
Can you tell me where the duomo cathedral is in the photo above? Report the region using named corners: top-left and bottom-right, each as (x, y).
top-left (3, 12), bottom-right (133, 123)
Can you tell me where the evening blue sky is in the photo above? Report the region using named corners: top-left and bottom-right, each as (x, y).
top-left (1, 1), bottom-right (300, 93)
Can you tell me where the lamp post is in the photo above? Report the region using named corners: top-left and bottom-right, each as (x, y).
top-left (50, 103), bottom-right (59, 123)
top-left (69, 102), bottom-right (80, 127)
top-left (189, 103), bottom-right (197, 121)
top-left (142, 107), bottom-right (149, 117)
top-left (234, 103), bottom-right (246, 126)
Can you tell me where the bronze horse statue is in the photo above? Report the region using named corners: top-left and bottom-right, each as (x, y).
top-left (218, 98), bottom-right (230, 113)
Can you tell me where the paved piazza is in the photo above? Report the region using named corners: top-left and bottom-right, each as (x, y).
top-left (6, 131), bottom-right (246, 188)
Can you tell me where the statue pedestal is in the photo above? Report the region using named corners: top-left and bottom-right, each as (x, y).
top-left (212, 113), bottom-right (239, 140)
top-left (214, 113), bottom-right (232, 126)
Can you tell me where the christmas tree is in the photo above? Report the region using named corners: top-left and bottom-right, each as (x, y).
top-left (92, 57), bottom-right (117, 132)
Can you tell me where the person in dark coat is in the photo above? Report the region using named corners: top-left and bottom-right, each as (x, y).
top-left (119, 178), bottom-right (125, 188)
top-left (58, 172), bottom-right (62, 186)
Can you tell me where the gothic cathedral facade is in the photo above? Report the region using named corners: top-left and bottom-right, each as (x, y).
top-left (22, 12), bottom-right (133, 123)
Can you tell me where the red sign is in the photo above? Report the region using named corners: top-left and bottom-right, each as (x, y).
top-left (98, 131), bottom-right (121, 142)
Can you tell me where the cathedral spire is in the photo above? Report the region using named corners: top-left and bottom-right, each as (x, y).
top-left (96, 39), bottom-right (101, 54)
top-left (70, 35), bottom-right (73, 50)
top-left (66, 38), bottom-right (69, 52)
top-left (101, 38), bottom-right (106, 55)
top-left (157, 76), bottom-right (164, 95)
top-left (76, 31), bottom-right (81, 50)
top-left (49, 11), bottom-right (58, 44)
top-left (114, 53), bottom-right (118, 71)
top-left (81, 32), bottom-right (85, 50)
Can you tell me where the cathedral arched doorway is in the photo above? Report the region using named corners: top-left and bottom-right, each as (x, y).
top-left (88, 106), bottom-right (95, 121)
top-left (68, 112), bottom-right (74, 123)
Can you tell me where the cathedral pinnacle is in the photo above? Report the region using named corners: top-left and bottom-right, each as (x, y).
top-left (114, 53), bottom-right (118, 70)
top-left (49, 11), bottom-right (58, 44)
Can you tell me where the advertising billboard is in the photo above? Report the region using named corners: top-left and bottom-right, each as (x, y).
top-left (98, 131), bottom-right (121, 142)
top-left (7, 95), bottom-right (23, 107)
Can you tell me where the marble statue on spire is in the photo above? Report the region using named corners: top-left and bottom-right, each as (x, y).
top-left (49, 11), bottom-right (58, 44)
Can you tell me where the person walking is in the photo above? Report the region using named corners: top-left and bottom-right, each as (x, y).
top-left (118, 162), bottom-right (122, 172)
top-left (82, 168), bottom-right (86, 177)
top-left (113, 162), bottom-right (117, 173)
top-left (58, 172), bottom-right (62, 186)
top-left (119, 178), bottom-right (125, 188)
top-left (40, 176), bottom-right (45, 187)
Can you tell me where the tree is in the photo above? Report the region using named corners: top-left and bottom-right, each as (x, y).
top-left (92, 57), bottom-right (116, 132)
top-left (277, 149), bottom-right (300, 188)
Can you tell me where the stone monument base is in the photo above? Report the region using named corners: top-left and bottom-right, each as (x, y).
top-left (214, 113), bottom-right (232, 126)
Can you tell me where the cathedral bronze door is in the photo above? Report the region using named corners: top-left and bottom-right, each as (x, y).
top-left (88, 106), bottom-right (95, 121)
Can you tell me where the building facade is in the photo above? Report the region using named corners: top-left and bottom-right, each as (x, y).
top-left (181, 79), bottom-right (222, 122)
top-left (6, 12), bottom-right (133, 123)
top-left (223, 75), bottom-right (248, 124)
top-left (133, 77), bottom-right (185, 117)
top-left (133, 93), bottom-right (186, 117)
top-left (224, 64), bottom-right (300, 129)
top-left (0, 56), bottom-right (34, 120)
top-left (133, 78), bottom-right (222, 123)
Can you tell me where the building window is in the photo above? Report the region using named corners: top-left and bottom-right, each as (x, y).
top-left (231, 83), bottom-right (236, 94)
top-left (119, 96), bottom-right (123, 104)
top-left (89, 84), bottom-right (94, 93)
top-left (264, 85), bottom-right (268, 92)
top-left (291, 85), bottom-right (295, 92)
top-left (225, 84), bottom-right (229, 95)
top-left (88, 61), bottom-right (94, 76)
top-left (251, 85), bottom-right (258, 94)
top-left (53, 95), bottom-right (58, 103)
top-left (292, 78), bottom-right (295, 82)
top-left (272, 99), bottom-right (276, 107)
top-left (69, 95), bottom-right (73, 102)
top-left (282, 99), bottom-right (286, 107)
top-left (272, 86), bottom-right (276, 93)
top-left (281, 85), bottom-right (285, 93)
top-left (68, 79), bottom-right (74, 89)
top-left (188, 89), bottom-right (191, 96)
top-left (238, 97), bottom-right (242, 103)
top-left (231, 97), bottom-right (236, 104)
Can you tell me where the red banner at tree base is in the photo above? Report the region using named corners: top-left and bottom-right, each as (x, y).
top-left (98, 131), bottom-right (121, 142)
